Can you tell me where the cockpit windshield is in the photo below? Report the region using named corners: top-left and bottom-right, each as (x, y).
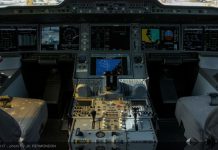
top-left (0, 0), bottom-right (63, 8)
top-left (158, 0), bottom-right (218, 8)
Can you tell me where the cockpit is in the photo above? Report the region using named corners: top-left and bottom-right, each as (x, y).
top-left (0, 0), bottom-right (218, 150)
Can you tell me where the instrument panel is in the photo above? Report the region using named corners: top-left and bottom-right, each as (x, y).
top-left (1, 24), bottom-right (218, 53)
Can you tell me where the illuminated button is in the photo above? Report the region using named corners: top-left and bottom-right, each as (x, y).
top-left (82, 34), bottom-right (87, 38)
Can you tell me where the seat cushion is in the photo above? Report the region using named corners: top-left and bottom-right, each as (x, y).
top-left (175, 96), bottom-right (218, 141)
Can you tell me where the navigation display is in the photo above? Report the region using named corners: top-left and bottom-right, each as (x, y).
top-left (183, 26), bottom-right (204, 51)
top-left (141, 26), bottom-right (179, 50)
top-left (91, 26), bottom-right (130, 51)
top-left (90, 57), bottom-right (128, 76)
top-left (59, 26), bottom-right (79, 50)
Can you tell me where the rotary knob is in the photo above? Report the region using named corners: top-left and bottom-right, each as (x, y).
top-left (134, 56), bottom-right (143, 64)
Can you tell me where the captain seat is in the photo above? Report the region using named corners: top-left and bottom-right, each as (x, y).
top-left (0, 97), bottom-right (47, 143)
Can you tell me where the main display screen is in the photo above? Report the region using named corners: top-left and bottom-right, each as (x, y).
top-left (91, 26), bottom-right (130, 51)
top-left (141, 26), bottom-right (179, 50)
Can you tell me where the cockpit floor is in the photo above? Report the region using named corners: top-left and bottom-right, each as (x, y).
top-left (40, 119), bottom-right (68, 145)
top-left (157, 118), bottom-right (186, 142)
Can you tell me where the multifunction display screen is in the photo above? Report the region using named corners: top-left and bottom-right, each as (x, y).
top-left (183, 26), bottom-right (218, 51)
top-left (90, 57), bottom-right (128, 76)
top-left (91, 26), bottom-right (130, 51)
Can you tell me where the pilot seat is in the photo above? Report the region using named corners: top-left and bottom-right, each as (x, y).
top-left (175, 94), bottom-right (218, 142)
top-left (0, 97), bottom-right (47, 143)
